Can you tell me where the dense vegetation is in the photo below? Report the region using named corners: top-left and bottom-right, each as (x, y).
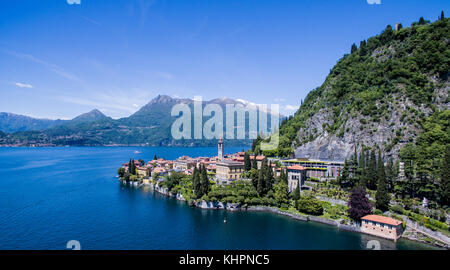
top-left (257, 15), bottom-right (449, 157)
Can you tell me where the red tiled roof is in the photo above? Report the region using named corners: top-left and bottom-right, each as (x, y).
top-left (288, 165), bottom-right (307, 171)
top-left (361, 215), bottom-right (402, 226)
top-left (250, 155), bottom-right (266, 161)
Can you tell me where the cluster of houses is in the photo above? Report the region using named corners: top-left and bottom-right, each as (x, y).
top-left (121, 139), bottom-right (345, 193)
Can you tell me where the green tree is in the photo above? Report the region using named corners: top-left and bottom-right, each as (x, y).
top-left (265, 161), bottom-right (275, 192)
top-left (367, 150), bottom-right (377, 190)
top-left (293, 180), bottom-right (301, 201)
top-left (351, 43), bottom-right (357, 54)
top-left (440, 146), bottom-right (450, 206)
top-left (338, 160), bottom-right (351, 188)
top-left (375, 152), bottom-right (390, 211)
top-left (385, 157), bottom-right (395, 192)
top-left (296, 195), bottom-right (323, 216)
top-left (200, 165), bottom-right (210, 196)
top-left (244, 152), bottom-right (252, 171)
top-left (274, 181), bottom-right (289, 206)
top-left (117, 167), bottom-right (125, 177)
top-left (128, 159), bottom-right (136, 175)
top-left (440, 11), bottom-right (445, 21)
top-left (192, 166), bottom-right (202, 198)
top-left (252, 155), bottom-right (258, 170)
top-left (153, 154), bottom-right (157, 160)
top-left (257, 168), bottom-right (265, 196)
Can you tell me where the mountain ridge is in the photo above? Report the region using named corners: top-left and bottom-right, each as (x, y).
top-left (0, 95), bottom-right (278, 146)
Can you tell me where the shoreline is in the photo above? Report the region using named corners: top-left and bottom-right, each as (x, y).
top-left (124, 180), bottom-right (447, 249)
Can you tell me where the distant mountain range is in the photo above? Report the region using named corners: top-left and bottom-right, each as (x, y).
top-left (0, 109), bottom-right (110, 133)
top-left (0, 95), bottom-right (279, 147)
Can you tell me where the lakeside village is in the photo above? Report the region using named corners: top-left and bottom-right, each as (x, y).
top-left (117, 139), bottom-right (450, 247)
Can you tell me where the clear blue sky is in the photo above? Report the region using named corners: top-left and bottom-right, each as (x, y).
top-left (0, 0), bottom-right (448, 119)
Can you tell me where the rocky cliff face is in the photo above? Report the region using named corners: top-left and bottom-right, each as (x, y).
top-left (294, 82), bottom-right (449, 160)
top-left (269, 18), bottom-right (450, 159)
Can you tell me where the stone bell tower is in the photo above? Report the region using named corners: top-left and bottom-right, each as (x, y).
top-left (218, 138), bottom-right (223, 161)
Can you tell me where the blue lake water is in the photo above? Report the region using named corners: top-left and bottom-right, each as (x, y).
top-left (0, 147), bottom-right (435, 250)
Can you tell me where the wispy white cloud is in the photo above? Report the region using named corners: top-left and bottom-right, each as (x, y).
top-left (3, 49), bottom-right (81, 82)
top-left (56, 88), bottom-right (153, 118)
top-left (67, 0), bottom-right (81, 5)
top-left (367, 0), bottom-right (381, 5)
top-left (72, 13), bottom-right (101, 26)
top-left (284, 105), bottom-right (298, 111)
top-left (14, 82), bottom-right (33, 88)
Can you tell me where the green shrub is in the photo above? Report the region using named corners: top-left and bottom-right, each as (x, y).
top-left (296, 196), bottom-right (324, 216)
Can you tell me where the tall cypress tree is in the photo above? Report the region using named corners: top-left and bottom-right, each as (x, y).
top-left (339, 160), bottom-right (350, 188)
top-left (441, 11), bottom-right (445, 20)
top-left (358, 150), bottom-right (367, 187)
top-left (293, 180), bottom-right (301, 200)
top-left (193, 166), bottom-right (202, 198)
top-left (385, 157), bottom-right (395, 192)
top-left (200, 165), bottom-right (209, 196)
top-left (244, 152), bottom-right (251, 171)
top-left (376, 152), bottom-right (389, 211)
top-left (440, 146), bottom-right (450, 206)
top-left (278, 168), bottom-right (285, 184)
top-left (252, 155), bottom-right (258, 170)
top-left (368, 150), bottom-right (378, 190)
top-left (257, 168), bottom-right (265, 196)
top-left (265, 161), bottom-right (274, 192)
top-left (280, 168), bottom-right (288, 185)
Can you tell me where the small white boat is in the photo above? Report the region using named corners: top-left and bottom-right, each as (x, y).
top-left (134, 150), bottom-right (142, 154)
top-left (224, 219), bottom-right (227, 223)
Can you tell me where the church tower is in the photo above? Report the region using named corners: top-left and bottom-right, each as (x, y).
top-left (218, 138), bottom-right (223, 161)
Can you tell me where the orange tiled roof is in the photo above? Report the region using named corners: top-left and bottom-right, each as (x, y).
top-left (361, 215), bottom-right (402, 226)
top-left (288, 165), bottom-right (307, 171)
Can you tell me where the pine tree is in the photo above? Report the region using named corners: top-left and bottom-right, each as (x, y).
top-left (367, 150), bottom-right (378, 190)
top-left (351, 43), bottom-right (357, 54)
top-left (280, 168), bottom-right (288, 185)
top-left (257, 168), bottom-right (265, 196)
top-left (385, 157), bottom-right (394, 192)
top-left (153, 154), bottom-right (157, 160)
top-left (244, 152), bottom-right (251, 171)
top-left (358, 150), bottom-right (367, 187)
top-left (351, 147), bottom-right (359, 186)
top-left (441, 11), bottom-right (445, 21)
top-left (293, 180), bottom-right (301, 201)
top-left (338, 160), bottom-right (350, 188)
top-left (440, 146), bottom-right (450, 206)
top-left (376, 152), bottom-right (390, 211)
top-left (278, 168), bottom-right (285, 184)
top-left (193, 166), bottom-right (202, 198)
top-left (200, 165), bottom-right (209, 196)
top-left (128, 159), bottom-right (136, 175)
top-left (265, 161), bottom-right (274, 192)
top-left (359, 40), bottom-right (367, 56)
top-left (418, 17), bottom-right (426, 25)
top-left (252, 155), bottom-right (258, 170)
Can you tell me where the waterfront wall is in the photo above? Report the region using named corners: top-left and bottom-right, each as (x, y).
top-left (405, 218), bottom-right (450, 246)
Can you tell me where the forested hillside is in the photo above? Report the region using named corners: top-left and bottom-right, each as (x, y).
top-left (258, 16), bottom-right (449, 161)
